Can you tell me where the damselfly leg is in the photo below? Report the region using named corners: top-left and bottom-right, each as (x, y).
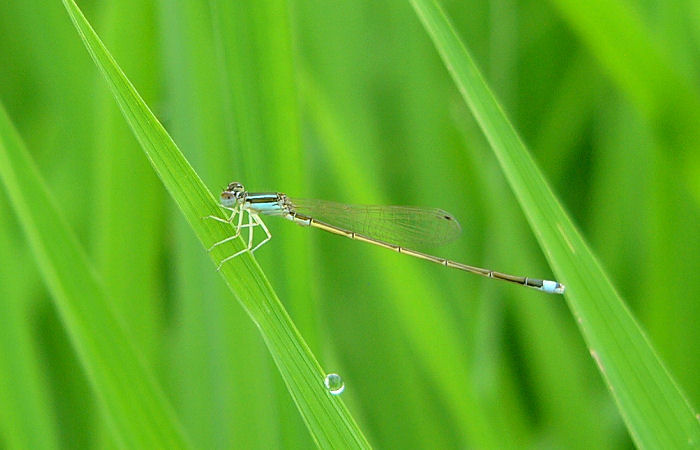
top-left (204, 205), bottom-right (273, 270)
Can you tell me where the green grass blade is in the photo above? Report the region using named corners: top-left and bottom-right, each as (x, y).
top-left (59, 0), bottom-right (370, 447)
top-left (0, 103), bottom-right (189, 447)
top-left (409, 0), bottom-right (700, 447)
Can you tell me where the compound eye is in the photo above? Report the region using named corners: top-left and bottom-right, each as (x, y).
top-left (228, 182), bottom-right (244, 193)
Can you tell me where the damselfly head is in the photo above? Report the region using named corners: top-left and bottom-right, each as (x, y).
top-left (221, 182), bottom-right (246, 206)
top-left (226, 182), bottom-right (245, 193)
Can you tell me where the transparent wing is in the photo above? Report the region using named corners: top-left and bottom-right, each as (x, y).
top-left (289, 198), bottom-right (462, 247)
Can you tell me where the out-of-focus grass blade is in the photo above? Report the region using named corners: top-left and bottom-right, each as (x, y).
top-left (93, 0), bottom-right (163, 360)
top-left (0, 103), bottom-right (189, 447)
top-left (546, 0), bottom-right (700, 123)
top-left (409, 0), bottom-right (700, 447)
top-left (158, 2), bottom-right (284, 447)
top-left (548, 0), bottom-right (700, 225)
top-left (59, 0), bottom-right (370, 447)
top-left (301, 70), bottom-right (520, 448)
top-left (0, 219), bottom-right (59, 449)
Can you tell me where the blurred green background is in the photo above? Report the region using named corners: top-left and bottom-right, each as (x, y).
top-left (0, 0), bottom-right (698, 448)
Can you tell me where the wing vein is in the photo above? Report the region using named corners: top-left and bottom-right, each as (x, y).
top-left (289, 198), bottom-right (462, 247)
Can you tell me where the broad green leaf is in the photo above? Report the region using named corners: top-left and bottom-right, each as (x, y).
top-left (410, 0), bottom-right (700, 447)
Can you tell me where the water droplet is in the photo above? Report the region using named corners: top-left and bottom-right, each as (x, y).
top-left (324, 373), bottom-right (345, 395)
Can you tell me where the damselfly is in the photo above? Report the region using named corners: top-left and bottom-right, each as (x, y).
top-left (205, 182), bottom-right (565, 294)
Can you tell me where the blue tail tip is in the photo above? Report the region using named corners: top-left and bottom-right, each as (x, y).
top-left (542, 280), bottom-right (566, 294)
